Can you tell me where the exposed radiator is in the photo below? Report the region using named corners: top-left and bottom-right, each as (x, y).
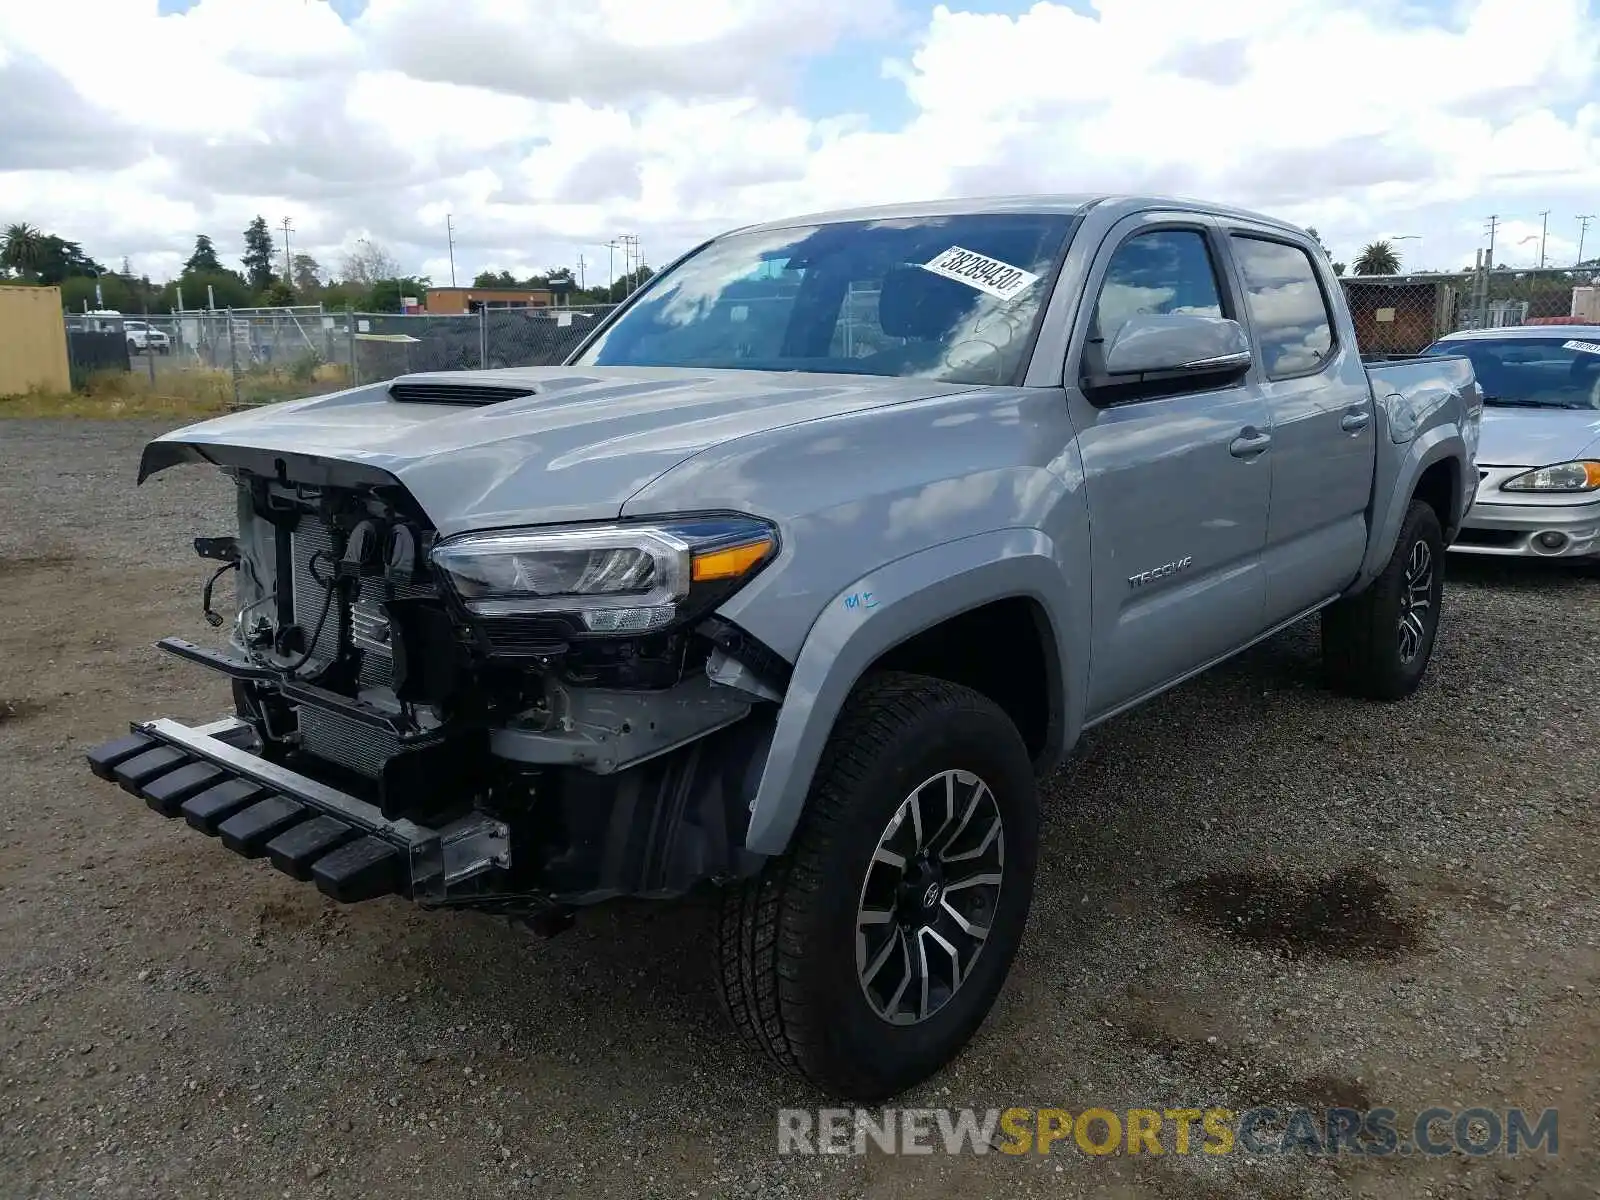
top-left (299, 706), bottom-right (402, 779)
top-left (290, 518), bottom-right (433, 689)
top-left (289, 515), bottom-right (434, 777)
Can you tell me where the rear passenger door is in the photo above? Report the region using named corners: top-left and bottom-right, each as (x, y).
top-left (1224, 232), bottom-right (1374, 623)
top-left (1068, 214), bottom-right (1272, 717)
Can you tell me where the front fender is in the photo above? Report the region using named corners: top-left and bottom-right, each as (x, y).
top-left (742, 528), bottom-right (1084, 856)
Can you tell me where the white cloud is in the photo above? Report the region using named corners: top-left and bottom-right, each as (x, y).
top-left (0, 0), bottom-right (1597, 287)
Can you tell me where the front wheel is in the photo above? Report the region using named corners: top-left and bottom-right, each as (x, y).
top-left (1322, 499), bottom-right (1445, 700)
top-left (713, 672), bottom-right (1039, 1101)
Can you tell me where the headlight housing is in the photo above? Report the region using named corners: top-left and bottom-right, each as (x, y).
top-left (431, 515), bottom-right (777, 635)
top-left (1500, 461), bottom-right (1600, 493)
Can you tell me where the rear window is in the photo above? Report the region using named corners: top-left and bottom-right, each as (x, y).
top-left (1424, 336), bottom-right (1600, 410)
top-left (1230, 236), bottom-right (1335, 379)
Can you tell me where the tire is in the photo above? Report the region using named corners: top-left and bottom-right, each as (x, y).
top-left (1322, 500), bottom-right (1445, 700)
top-left (714, 671), bottom-right (1039, 1101)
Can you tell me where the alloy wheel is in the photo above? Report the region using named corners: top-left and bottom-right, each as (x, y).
top-left (1397, 538), bottom-right (1434, 664)
top-left (855, 769), bottom-right (1005, 1026)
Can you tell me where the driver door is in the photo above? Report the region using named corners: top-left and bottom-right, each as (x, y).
top-left (1067, 214), bottom-right (1273, 718)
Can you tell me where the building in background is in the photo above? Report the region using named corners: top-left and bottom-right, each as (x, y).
top-left (424, 286), bottom-right (554, 314)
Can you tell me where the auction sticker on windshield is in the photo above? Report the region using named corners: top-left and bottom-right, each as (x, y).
top-left (922, 246), bottom-right (1040, 301)
top-left (1562, 339), bottom-right (1600, 356)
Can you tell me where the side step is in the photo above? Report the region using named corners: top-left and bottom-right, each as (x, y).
top-left (83, 718), bottom-right (507, 905)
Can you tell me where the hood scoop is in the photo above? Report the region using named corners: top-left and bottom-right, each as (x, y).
top-left (388, 380), bottom-right (535, 406)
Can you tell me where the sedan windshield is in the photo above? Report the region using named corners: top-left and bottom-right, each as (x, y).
top-left (577, 213), bottom-right (1079, 385)
top-left (1425, 335), bottom-right (1600, 410)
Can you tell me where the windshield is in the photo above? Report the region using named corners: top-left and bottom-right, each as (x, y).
top-left (1425, 335), bottom-right (1600, 410)
top-left (577, 213), bottom-right (1079, 385)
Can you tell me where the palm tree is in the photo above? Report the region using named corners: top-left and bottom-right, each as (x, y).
top-left (1354, 240), bottom-right (1401, 275)
top-left (2, 222), bottom-right (43, 278)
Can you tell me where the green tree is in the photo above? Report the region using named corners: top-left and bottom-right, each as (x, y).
top-left (290, 253), bottom-right (323, 294)
top-left (367, 276), bottom-right (430, 313)
top-left (1305, 227), bottom-right (1330, 257)
top-left (472, 269), bottom-right (518, 287)
top-left (596, 264), bottom-right (653, 302)
top-left (16, 234), bottom-right (106, 285)
top-left (1, 222), bottom-right (44, 278)
top-left (184, 235), bottom-right (222, 274)
top-left (163, 268), bottom-right (252, 311)
top-left (320, 280), bottom-right (371, 310)
top-left (242, 216), bottom-right (277, 291)
top-left (1354, 241), bottom-right (1401, 275)
top-left (261, 280), bottom-right (297, 306)
top-left (1332, 261), bottom-right (1347, 276)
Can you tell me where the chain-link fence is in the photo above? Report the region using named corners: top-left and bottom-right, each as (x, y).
top-left (1340, 267), bottom-right (1600, 356)
top-left (62, 303), bottom-right (618, 406)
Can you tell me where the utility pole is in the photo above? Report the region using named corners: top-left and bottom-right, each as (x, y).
top-left (618, 234), bottom-right (642, 293)
top-left (576, 253), bottom-right (587, 291)
top-left (281, 216), bottom-right (294, 284)
top-left (1483, 214), bottom-right (1499, 270)
top-left (605, 239), bottom-right (618, 298)
top-left (446, 214), bottom-right (457, 287)
top-left (1579, 215), bottom-right (1596, 267)
top-left (1537, 210), bottom-right (1549, 270)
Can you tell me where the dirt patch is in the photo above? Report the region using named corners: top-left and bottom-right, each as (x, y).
top-left (1169, 867), bottom-right (1421, 959)
top-left (0, 697), bottom-right (46, 724)
top-left (0, 551), bottom-right (75, 577)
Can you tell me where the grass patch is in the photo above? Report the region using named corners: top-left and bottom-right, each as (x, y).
top-left (0, 363), bottom-right (353, 420)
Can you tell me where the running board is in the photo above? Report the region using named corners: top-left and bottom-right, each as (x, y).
top-left (86, 716), bottom-right (510, 904)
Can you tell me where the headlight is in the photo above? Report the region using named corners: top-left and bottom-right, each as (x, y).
top-left (430, 515), bottom-right (777, 634)
top-left (1500, 461), bottom-right (1600, 492)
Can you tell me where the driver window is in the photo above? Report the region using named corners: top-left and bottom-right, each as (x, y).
top-left (1092, 229), bottom-right (1224, 350)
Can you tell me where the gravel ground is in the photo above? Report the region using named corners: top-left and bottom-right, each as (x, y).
top-left (1, 418), bottom-right (1597, 1199)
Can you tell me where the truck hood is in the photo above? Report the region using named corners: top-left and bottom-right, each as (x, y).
top-left (140, 366), bottom-right (971, 534)
top-left (1477, 405), bottom-right (1600, 467)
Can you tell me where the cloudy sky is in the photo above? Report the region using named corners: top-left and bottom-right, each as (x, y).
top-left (2, 0), bottom-right (1598, 289)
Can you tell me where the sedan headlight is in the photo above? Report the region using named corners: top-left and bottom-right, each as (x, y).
top-left (431, 515), bottom-right (777, 634)
top-left (1500, 461), bottom-right (1600, 493)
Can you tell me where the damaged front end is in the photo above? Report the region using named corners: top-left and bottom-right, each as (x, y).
top-left (87, 447), bottom-right (788, 917)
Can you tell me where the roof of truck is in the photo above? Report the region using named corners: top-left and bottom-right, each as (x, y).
top-left (1433, 325), bottom-right (1600, 341)
top-left (732, 194), bottom-right (1307, 237)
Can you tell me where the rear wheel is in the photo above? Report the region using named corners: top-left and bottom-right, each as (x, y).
top-left (1323, 499), bottom-right (1445, 700)
top-left (713, 672), bottom-right (1039, 1101)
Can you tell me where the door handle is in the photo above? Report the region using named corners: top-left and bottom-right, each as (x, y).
top-left (1229, 428), bottom-right (1272, 458)
top-left (1340, 409), bottom-right (1371, 433)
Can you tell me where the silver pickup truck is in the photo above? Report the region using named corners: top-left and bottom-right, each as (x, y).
top-left (86, 194), bottom-right (1479, 1101)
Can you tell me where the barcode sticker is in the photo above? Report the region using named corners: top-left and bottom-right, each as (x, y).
top-left (921, 246), bottom-right (1040, 301)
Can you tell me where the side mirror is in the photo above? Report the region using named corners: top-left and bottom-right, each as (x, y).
top-left (1103, 313), bottom-right (1253, 377)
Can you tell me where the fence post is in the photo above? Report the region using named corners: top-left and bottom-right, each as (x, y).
top-left (478, 305), bottom-right (488, 369)
top-left (226, 308), bottom-right (241, 407)
top-left (143, 302), bottom-right (157, 387)
top-left (346, 306), bottom-right (357, 386)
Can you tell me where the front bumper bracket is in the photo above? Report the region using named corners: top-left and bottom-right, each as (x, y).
top-left (86, 716), bottom-right (510, 904)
